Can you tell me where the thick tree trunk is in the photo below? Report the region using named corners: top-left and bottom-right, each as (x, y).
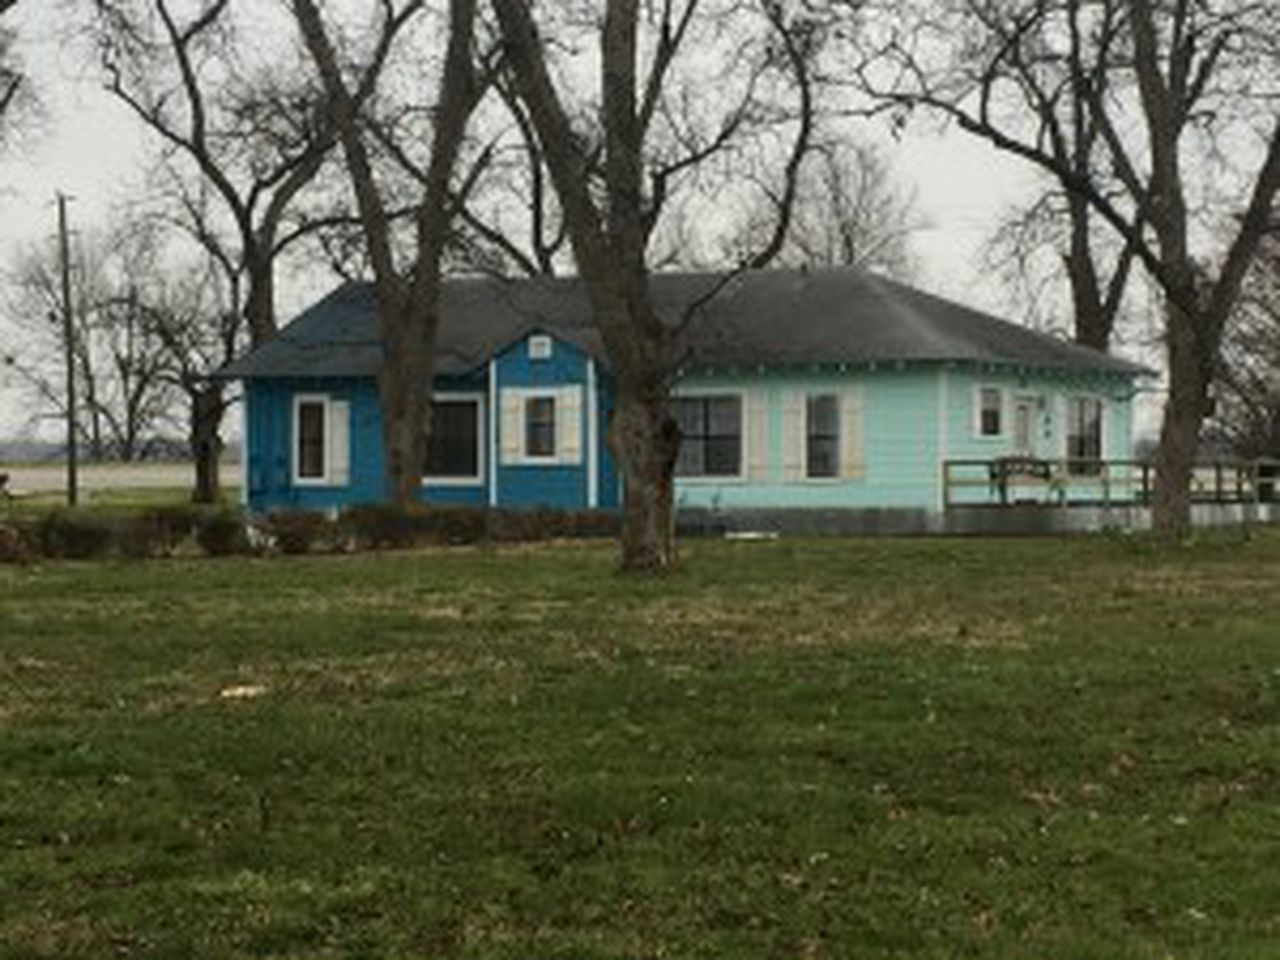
top-left (190, 383), bottom-right (225, 504)
top-left (1152, 305), bottom-right (1211, 539)
top-left (1065, 212), bottom-right (1110, 352)
top-left (610, 377), bottom-right (681, 573)
top-left (377, 336), bottom-right (432, 507)
top-left (243, 258), bottom-right (277, 347)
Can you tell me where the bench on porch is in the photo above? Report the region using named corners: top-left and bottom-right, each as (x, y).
top-left (987, 456), bottom-right (1060, 505)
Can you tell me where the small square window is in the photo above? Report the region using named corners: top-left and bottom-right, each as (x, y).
top-left (525, 395), bottom-right (556, 458)
top-left (528, 335), bottom-right (553, 360)
top-left (978, 387), bottom-right (1003, 437)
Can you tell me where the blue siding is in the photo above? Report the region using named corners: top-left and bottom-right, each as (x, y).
top-left (494, 334), bottom-right (592, 510)
top-left (246, 373), bottom-right (490, 513)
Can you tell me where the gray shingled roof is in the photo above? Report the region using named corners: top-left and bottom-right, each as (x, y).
top-left (219, 267), bottom-right (1149, 380)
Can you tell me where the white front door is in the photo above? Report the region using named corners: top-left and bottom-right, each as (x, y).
top-left (1013, 396), bottom-right (1039, 455)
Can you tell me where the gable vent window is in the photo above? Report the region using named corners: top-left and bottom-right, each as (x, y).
top-left (528, 335), bottom-right (553, 360)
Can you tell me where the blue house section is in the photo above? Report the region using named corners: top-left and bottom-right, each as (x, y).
top-left (243, 332), bottom-right (618, 514)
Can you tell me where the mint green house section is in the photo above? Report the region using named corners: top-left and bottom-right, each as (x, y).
top-left (672, 361), bottom-right (1139, 515)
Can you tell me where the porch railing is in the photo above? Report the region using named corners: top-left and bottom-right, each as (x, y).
top-left (941, 457), bottom-right (1280, 510)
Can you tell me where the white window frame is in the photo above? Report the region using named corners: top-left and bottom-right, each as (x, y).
top-left (422, 392), bottom-right (486, 487)
top-left (803, 391), bottom-right (842, 483)
top-left (972, 384), bottom-right (1007, 440)
top-left (520, 387), bottom-right (561, 463)
top-left (292, 393), bottom-right (331, 486)
top-left (671, 388), bottom-right (748, 483)
top-left (1063, 393), bottom-right (1107, 466)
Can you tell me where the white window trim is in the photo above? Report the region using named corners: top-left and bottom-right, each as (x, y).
top-left (972, 384), bottom-right (1007, 440)
top-left (422, 391), bottom-right (486, 487)
top-left (292, 393), bottom-right (331, 487)
top-left (802, 391), bottom-right (842, 484)
top-left (1063, 393), bottom-right (1108, 463)
top-left (516, 387), bottom-right (562, 465)
top-left (671, 387), bottom-right (748, 484)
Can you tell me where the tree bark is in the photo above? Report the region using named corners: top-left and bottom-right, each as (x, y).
top-left (293, 0), bottom-right (476, 508)
top-left (242, 252), bottom-right (276, 348)
top-left (610, 374), bottom-right (681, 571)
top-left (190, 383), bottom-right (224, 504)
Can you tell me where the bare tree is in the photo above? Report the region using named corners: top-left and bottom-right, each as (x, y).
top-left (491, 0), bottom-right (823, 571)
top-left (448, 74), bottom-right (568, 278)
top-left (983, 191), bottom-right (1136, 343)
top-left (89, 0), bottom-right (342, 497)
top-left (730, 138), bottom-right (923, 279)
top-left (3, 221), bottom-right (182, 462)
top-left (856, 0), bottom-right (1280, 537)
top-left (1, 0), bottom-right (27, 137)
top-left (92, 0), bottom-right (336, 347)
top-left (291, 0), bottom-right (485, 505)
top-left (1209, 229), bottom-right (1280, 458)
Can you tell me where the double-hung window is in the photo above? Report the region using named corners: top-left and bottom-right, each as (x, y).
top-left (1067, 396), bottom-right (1103, 475)
top-left (806, 394), bottom-right (840, 479)
top-left (424, 396), bottom-right (483, 483)
top-left (672, 395), bottom-right (742, 478)
top-left (977, 387), bottom-right (1003, 437)
top-left (524, 395), bottom-right (557, 459)
top-left (291, 394), bottom-right (350, 487)
top-left (294, 397), bottom-right (329, 483)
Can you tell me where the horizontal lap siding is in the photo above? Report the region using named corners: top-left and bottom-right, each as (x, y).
top-left (671, 368), bottom-right (940, 512)
top-left (943, 366), bottom-right (1137, 506)
top-left (495, 336), bottom-right (591, 510)
top-left (247, 374), bottom-right (488, 513)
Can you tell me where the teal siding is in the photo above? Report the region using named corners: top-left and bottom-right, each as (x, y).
top-left (671, 366), bottom-right (942, 512)
top-left (943, 366), bottom-right (1139, 506)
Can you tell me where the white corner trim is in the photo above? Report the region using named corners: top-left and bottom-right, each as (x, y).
top-left (292, 393), bottom-right (331, 486)
top-left (587, 359), bottom-right (599, 508)
top-left (937, 368), bottom-right (949, 513)
top-left (239, 388), bottom-right (250, 507)
top-left (488, 360), bottom-right (499, 506)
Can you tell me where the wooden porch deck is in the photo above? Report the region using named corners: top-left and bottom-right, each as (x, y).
top-left (942, 458), bottom-right (1280, 510)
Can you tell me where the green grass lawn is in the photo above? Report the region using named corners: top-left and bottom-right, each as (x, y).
top-left (2, 534), bottom-right (1279, 958)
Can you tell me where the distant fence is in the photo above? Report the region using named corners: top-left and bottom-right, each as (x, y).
top-left (942, 458), bottom-right (1280, 510)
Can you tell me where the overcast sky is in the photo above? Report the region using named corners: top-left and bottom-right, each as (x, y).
top-left (0, 2), bottom-right (1063, 441)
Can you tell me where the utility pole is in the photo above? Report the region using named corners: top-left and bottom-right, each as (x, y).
top-left (58, 193), bottom-right (77, 507)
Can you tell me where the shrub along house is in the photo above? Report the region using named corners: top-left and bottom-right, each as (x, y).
top-left (219, 267), bottom-right (1154, 532)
